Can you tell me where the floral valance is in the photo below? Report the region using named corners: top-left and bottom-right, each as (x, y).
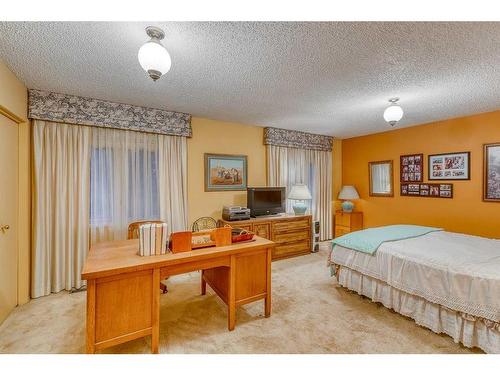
top-left (28, 89), bottom-right (192, 137)
top-left (264, 127), bottom-right (333, 151)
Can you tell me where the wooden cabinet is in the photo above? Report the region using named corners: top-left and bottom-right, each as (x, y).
top-left (334, 211), bottom-right (363, 237)
top-left (219, 214), bottom-right (312, 260)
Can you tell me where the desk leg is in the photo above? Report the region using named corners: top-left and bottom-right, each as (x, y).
top-left (228, 256), bottom-right (236, 331)
top-left (86, 279), bottom-right (96, 354)
top-left (151, 269), bottom-right (160, 354)
top-left (201, 270), bottom-right (206, 295)
top-left (265, 248), bottom-right (272, 318)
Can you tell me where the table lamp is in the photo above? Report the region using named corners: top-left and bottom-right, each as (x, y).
top-left (288, 184), bottom-right (312, 215)
top-left (338, 185), bottom-right (359, 213)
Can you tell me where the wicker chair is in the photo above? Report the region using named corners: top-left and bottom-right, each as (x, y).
top-left (127, 220), bottom-right (165, 240)
top-left (191, 217), bottom-right (218, 232)
top-left (128, 220), bottom-right (169, 294)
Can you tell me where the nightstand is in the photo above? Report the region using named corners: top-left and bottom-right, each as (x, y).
top-left (334, 211), bottom-right (363, 237)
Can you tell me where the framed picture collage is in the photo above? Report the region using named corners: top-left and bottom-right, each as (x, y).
top-left (428, 152), bottom-right (470, 180)
top-left (400, 153), bottom-right (423, 183)
top-left (400, 182), bottom-right (453, 198)
top-left (400, 153), bottom-right (456, 199)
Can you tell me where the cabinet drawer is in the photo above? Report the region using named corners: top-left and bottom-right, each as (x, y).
top-left (272, 219), bottom-right (310, 233)
top-left (253, 223), bottom-right (270, 239)
top-left (335, 212), bottom-right (351, 227)
top-left (273, 241), bottom-right (310, 259)
top-left (335, 226), bottom-right (351, 238)
top-left (273, 230), bottom-right (310, 243)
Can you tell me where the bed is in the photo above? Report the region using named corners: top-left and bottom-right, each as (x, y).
top-left (328, 225), bottom-right (500, 353)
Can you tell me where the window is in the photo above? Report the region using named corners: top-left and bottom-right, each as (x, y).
top-left (90, 147), bottom-right (160, 225)
top-left (126, 148), bottom-right (160, 221)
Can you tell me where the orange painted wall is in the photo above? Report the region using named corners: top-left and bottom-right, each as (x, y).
top-left (342, 110), bottom-right (500, 239)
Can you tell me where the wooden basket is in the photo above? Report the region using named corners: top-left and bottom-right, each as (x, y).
top-left (169, 226), bottom-right (232, 253)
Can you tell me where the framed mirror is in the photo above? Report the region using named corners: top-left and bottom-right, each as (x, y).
top-left (369, 160), bottom-right (394, 197)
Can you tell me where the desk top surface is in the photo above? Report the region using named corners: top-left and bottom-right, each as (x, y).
top-left (81, 236), bottom-right (275, 280)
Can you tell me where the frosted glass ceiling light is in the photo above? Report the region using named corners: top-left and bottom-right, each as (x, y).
top-left (383, 98), bottom-right (404, 126)
top-left (138, 26), bottom-right (171, 81)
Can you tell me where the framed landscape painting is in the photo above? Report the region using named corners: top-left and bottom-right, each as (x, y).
top-left (204, 153), bottom-right (248, 191)
top-left (483, 143), bottom-right (500, 202)
top-left (428, 151), bottom-right (470, 180)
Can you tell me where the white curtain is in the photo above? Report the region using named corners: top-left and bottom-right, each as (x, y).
top-left (32, 120), bottom-right (91, 298)
top-left (267, 145), bottom-right (288, 187)
top-left (158, 135), bottom-right (188, 233)
top-left (267, 145), bottom-right (332, 240)
top-left (33, 122), bottom-right (188, 297)
top-left (311, 149), bottom-right (332, 241)
top-left (90, 128), bottom-right (188, 243)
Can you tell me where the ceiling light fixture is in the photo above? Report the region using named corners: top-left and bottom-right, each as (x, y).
top-left (138, 26), bottom-right (172, 82)
top-left (383, 98), bottom-right (404, 126)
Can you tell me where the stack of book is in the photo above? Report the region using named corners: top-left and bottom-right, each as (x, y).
top-left (138, 223), bottom-right (169, 256)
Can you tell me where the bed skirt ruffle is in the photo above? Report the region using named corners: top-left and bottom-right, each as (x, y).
top-left (336, 265), bottom-right (500, 354)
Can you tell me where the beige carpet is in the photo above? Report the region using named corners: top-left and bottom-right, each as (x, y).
top-left (0, 244), bottom-right (479, 354)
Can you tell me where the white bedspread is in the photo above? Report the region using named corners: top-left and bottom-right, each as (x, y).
top-left (330, 230), bottom-right (500, 322)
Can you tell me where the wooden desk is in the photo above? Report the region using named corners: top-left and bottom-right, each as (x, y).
top-left (81, 236), bottom-right (275, 354)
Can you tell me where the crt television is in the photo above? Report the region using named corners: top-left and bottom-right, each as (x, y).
top-left (247, 187), bottom-right (286, 217)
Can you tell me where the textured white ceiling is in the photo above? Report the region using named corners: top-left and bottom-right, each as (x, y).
top-left (0, 22), bottom-right (499, 138)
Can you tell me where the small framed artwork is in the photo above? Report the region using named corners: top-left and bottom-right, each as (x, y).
top-left (439, 183), bottom-right (453, 198)
top-left (204, 153), bottom-right (248, 192)
top-left (429, 185), bottom-right (440, 197)
top-left (419, 184), bottom-right (429, 196)
top-left (400, 154), bottom-right (423, 182)
top-left (408, 183), bottom-right (420, 195)
top-left (483, 143), bottom-right (500, 202)
top-left (428, 152), bottom-right (470, 180)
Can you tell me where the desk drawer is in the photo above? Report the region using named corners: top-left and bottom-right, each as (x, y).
top-left (272, 219), bottom-right (310, 233)
top-left (273, 241), bottom-right (310, 259)
top-left (273, 230), bottom-right (310, 243)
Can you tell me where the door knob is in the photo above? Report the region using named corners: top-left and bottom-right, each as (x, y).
top-left (0, 224), bottom-right (10, 233)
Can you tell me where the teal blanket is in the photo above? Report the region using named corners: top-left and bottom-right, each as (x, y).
top-left (332, 225), bottom-right (442, 255)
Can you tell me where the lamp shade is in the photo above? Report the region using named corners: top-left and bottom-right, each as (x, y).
top-left (383, 104), bottom-right (404, 125)
top-left (288, 184), bottom-right (312, 200)
top-left (338, 185), bottom-right (360, 200)
top-left (138, 40), bottom-right (172, 78)
top-left (138, 27), bottom-right (172, 81)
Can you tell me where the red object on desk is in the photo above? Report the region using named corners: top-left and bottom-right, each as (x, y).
top-left (231, 228), bottom-right (255, 243)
